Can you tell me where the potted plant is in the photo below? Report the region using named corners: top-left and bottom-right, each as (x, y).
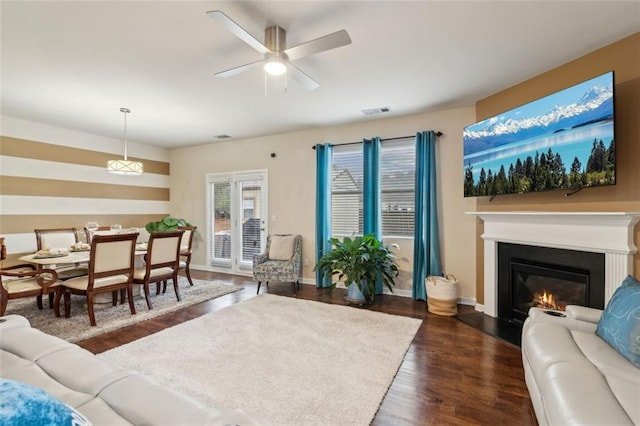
top-left (314, 234), bottom-right (400, 304)
top-left (145, 216), bottom-right (193, 233)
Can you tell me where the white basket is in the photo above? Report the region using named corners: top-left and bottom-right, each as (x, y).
top-left (426, 274), bottom-right (459, 316)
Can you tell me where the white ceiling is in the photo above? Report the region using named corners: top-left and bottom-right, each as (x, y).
top-left (1, 1), bottom-right (638, 149)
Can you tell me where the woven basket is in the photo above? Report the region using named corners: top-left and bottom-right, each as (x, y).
top-left (426, 274), bottom-right (459, 316)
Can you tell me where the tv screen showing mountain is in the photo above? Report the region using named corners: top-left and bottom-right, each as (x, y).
top-left (463, 71), bottom-right (615, 197)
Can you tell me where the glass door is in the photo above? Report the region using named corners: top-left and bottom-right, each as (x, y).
top-left (207, 171), bottom-right (267, 274)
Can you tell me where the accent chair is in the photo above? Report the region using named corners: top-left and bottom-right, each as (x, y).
top-left (253, 234), bottom-right (302, 294)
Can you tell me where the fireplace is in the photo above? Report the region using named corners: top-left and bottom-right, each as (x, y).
top-left (468, 211), bottom-right (640, 318)
top-left (497, 243), bottom-right (605, 324)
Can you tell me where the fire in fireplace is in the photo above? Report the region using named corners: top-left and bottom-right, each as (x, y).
top-left (532, 290), bottom-right (565, 311)
top-left (498, 243), bottom-right (605, 324)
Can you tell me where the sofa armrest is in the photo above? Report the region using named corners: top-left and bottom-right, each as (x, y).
top-left (565, 305), bottom-right (602, 324)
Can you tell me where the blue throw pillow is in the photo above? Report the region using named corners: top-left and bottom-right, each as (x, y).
top-left (596, 275), bottom-right (640, 368)
top-left (0, 378), bottom-right (92, 426)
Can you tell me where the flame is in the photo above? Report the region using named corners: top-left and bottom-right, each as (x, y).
top-left (533, 290), bottom-right (566, 311)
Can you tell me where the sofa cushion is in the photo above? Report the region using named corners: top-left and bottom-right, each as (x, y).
top-left (596, 275), bottom-right (640, 368)
top-left (0, 377), bottom-right (93, 426)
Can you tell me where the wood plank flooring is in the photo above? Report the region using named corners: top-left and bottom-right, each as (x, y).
top-left (77, 271), bottom-right (537, 425)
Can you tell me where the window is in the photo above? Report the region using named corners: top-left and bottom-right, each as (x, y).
top-left (380, 138), bottom-right (415, 237)
top-left (330, 138), bottom-right (416, 238)
top-left (331, 144), bottom-right (363, 236)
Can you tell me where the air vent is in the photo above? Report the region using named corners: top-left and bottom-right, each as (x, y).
top-left (361, 106), bottom-right (391, 116)
top-left (213, 134), bottom-right (232, 139)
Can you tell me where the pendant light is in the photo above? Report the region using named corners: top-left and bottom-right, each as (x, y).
top-left (107, 107), bottom-right (143, 175)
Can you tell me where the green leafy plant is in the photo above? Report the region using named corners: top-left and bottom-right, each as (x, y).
top-left (314, 234), bottom-right (399, 303)
top-left (145, 216), bottom-right (193, 233)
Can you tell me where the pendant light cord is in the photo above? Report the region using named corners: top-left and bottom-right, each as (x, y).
top-left (120, 107), bottom-right (130, 160)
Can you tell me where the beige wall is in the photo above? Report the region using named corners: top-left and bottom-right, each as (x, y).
top-left (170, 106), bottom-right (478, 300)
top-left (472, 33), bottom-right (640, 303)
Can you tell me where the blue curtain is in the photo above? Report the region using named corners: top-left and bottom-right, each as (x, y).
top-left (412, 131), bottom-right (442, 300)
top-left (363, 137), bottom-right (383, 294)
top-left (315, 143), bottom-right (333, 288)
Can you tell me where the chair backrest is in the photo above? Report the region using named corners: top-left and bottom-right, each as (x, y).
top-left (85, 226), bottom-right (118, 243)
top-left (178, 226), bottom-right (197, 254)
top-left (143, 231), bottom-right (184, 277)
top-left (88, 233), bottom-right (138, 284)
top-left (35, 228), bottom-right (80, 250)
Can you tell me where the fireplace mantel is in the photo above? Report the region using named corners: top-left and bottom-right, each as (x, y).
top-left (467, 211), bottom-right (640, 317)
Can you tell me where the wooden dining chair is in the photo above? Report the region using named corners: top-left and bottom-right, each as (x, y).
top-left (84, 226), bottom-right (115, 244)
top-left (54, 233), bottom-right (138, 326)
top-left (177, 226), bottom-right (197, 286)
top-left (0, 264), bottom-right (59, 316)
top-left (133, 230), bottom-right (183, 310)
top-left (34, 228), bottom-right (88, 280)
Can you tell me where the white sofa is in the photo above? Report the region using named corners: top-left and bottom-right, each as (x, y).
top-left (521, 306), bottom-right (639, 425)
top-left (0, 315), bottom-right (262, 425)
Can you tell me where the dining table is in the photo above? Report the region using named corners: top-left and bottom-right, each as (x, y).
top-left (18, 243), bottom-right (148, 266)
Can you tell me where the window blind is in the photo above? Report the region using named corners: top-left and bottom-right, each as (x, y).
top-left (380, 138), bottom-right (415, 237)
top-left (331, 144), bottom-right (363, 236)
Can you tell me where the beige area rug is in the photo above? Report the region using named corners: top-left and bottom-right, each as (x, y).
top-left (3, 277), bottom-right (242, 342)
top-left (100, 294), bottom-right (422, 426)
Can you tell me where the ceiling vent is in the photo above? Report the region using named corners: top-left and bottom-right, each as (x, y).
top-left (361, 106), bottom-right (391, 116)
top-left (213, 134), bottom-right (232, 139)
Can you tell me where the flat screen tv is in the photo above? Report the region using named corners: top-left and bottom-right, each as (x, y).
top-left (463, 71), bottom-right (615, 197)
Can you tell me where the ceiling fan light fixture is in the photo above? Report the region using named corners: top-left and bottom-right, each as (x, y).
top-left (264, 52), bottom-right (287, 76)
top-left (108, 107), bottom-right (143, 176)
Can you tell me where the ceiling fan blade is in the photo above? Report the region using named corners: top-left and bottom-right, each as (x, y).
top-left (284, 30), bottom-right (351, 61)
top-left (214, 60), bottom-right (263, 77)
top-left (206, 10), bottom-right (270, 55)
top-left (287, 64), bottom-right (320, 90)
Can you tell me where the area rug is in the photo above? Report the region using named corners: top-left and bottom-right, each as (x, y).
top-left (3, 277), bottom-right (242, 342)
top-left (99, 294), bottom-right (422, 426)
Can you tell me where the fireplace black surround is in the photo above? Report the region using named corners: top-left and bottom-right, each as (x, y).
top-left (497, 243), bottom-right (605, 324)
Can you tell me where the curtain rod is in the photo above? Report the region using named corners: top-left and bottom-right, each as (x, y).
top-left (311, 132), bottom-right (443, 150)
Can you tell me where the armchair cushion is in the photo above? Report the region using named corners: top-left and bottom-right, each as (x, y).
top-left (595, 275), bottom-right (640, 368)
top-left (269, 235), bottom-right (296, 260)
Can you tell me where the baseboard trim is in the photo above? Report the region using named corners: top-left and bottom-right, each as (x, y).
top-left (191, 265), bottom-right (476, 304)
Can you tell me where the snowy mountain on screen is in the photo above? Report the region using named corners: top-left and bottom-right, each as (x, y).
top-left (464, 83), bottom-right (613, 155)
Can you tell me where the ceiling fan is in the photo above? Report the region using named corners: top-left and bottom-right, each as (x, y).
top-left (207, 10), bottom-right (352, 90)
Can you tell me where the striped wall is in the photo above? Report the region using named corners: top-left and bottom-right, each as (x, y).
top-left (0, 116), bottom-right (170, 259)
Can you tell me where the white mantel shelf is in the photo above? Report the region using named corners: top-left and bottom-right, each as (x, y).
top-left (467, 211), bottom-right (640, 317)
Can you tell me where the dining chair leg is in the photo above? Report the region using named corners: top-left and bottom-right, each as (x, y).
top-left (63, 290), bottom-right (71, 319)
top-left (87, 293), bottom-right (97, 326)
top-left (143, 282), bottom-right (153, 310)
top-left (0, 298), bottom-right (7, 316)
top-left (112, 291), bottom-right (118, 306)
top-left (53, 288), bottom-right (62, 318)
top-left (127, 286), bottom-right (137, 316)
top-left (48, 293), bottom-right (54, 309)
top-left (185, 264), bottom-right (194, 286)
top-left (36, 294), bottom-right (44, 310)
top-left (171, 276), bottom-right (181, 301)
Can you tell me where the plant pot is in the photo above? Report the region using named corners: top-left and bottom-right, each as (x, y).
top-left (345, 282), bottom-right (372, 305)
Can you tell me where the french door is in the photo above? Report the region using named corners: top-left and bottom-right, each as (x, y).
top-left (207, 170), bottom-right (268, 274)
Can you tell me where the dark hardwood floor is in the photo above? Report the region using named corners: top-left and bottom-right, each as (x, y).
top-left (78, 270), bottom-right (537, 426)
